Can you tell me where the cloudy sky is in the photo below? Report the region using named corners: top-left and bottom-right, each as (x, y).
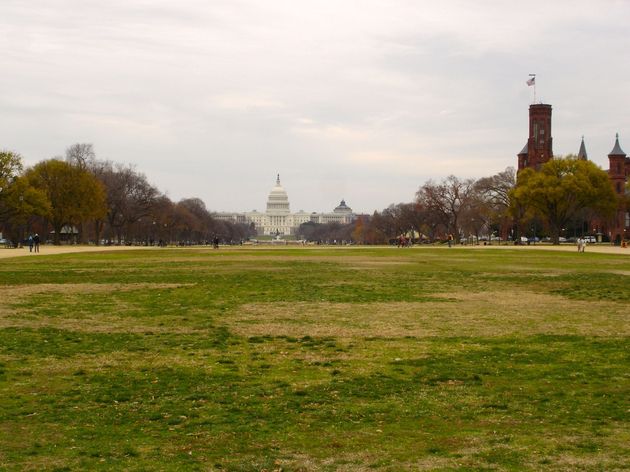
top-left (2, 1), bottom-right (629, 213)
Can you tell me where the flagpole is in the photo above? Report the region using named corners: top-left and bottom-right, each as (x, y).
top-left (529, 73), bottom-right (536, 104)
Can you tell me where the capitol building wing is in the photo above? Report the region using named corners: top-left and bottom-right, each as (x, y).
top-left (214, 175), bottom-right (354, 236)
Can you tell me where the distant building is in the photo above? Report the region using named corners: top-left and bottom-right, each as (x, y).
top-left (517, 104), bottom-right (553, 171)
top-left (214, 175), bottom-right (355, 236)
top-left (606, 134), bottom-right (629, 242)
top-left (517, 104), bottom-right (629, 242)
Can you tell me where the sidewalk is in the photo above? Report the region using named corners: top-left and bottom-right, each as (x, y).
top-left (0, 245), bottom-right (152, 259)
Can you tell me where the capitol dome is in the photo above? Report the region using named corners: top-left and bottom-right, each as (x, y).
top-left (266, 174), bottom-right (290, 215)
top-left (215, 175), bottom-right (356, 237)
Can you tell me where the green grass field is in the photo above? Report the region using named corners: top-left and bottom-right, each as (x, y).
top-left (0, 247), bottom-right (628, 471)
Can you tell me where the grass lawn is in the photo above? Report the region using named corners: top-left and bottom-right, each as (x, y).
top-left (0, 246), bottom-right (628, 471)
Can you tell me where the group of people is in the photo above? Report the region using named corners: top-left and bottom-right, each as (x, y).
top-left (27, 233), bottom-right (41, 253)
top-left (397, 235), bottom-right (411, 247)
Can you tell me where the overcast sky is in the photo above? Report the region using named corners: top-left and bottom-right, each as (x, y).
top-left (2, 1), bottom-right (629, 213)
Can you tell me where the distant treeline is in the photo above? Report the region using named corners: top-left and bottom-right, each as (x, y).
top-left (1, 144), bottom-right (621, 246)
top-left (0, 144), bottom-right (255, 246)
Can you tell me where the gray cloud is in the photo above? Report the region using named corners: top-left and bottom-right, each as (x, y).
top-left (1, 0), bottom-right (629, 213)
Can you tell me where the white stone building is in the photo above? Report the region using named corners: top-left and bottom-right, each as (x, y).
top-left (214, 175), bottom-right (354, 236)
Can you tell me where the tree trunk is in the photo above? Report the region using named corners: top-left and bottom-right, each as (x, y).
top-left (53, 222), bottom-right (62, 245)
top-left (78, 222), bottom-right (86, 244)
top-left (94, 220), bottom-right (104, 246)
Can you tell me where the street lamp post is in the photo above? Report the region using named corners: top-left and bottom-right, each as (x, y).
top-left (18, 195), bottom-right (24, 247)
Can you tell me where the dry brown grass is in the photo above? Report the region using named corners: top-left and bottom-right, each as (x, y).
top-left (0, 313), bottom-right (203, 334)
top-left (0, 283), bottom-right (198, 333)
top-left (13, 350), bottom-right (218, 376)
top-left (0, 282), bottom-right (193, 297)
top-left (269, 446), bottom-right (473, 471)
top-left (228, 290), bottom-right (629, 339)
top-left (113, 254), bottom-right (414, 266)
top-left (520, 426), bottom-right (630, 471)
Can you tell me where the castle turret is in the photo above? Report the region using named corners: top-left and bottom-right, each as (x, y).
top-left (608, 134), bottom-right (627, 244)
top-left (608, 133), bottom-right (626, 195)
top-left (517, 142), bottom-right (528, 170)
top-left (518, 104), bottom-right (553, 170)
top-left (578, 136), bottom-right (588, 160)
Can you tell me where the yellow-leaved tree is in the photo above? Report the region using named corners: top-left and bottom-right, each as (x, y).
top-left (26, 159), bottom-right (107, 245)
top-left (509, 156), bottom-right (617, 244)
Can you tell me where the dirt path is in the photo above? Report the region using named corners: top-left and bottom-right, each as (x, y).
top-left (460, 243), bottom-right (630, 255)
top-left (0, 245), bottom-right (153, 259)
top-left (0, 243), bottom-right (628, 259)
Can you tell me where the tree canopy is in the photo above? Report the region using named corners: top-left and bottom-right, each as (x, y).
top-left (26, 159), bottom-right (107, 244)
top-left (0, 150), bottom-right (23, 193)
top-left (510, 156), bottom-right (617, 244)
top-left (416, 175), bottom-right (477, 242)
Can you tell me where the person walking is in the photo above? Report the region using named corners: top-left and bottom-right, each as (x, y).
top-left (447, 234), bottom-right (453, 248)
top-left (33, 233), bottom-right (40, 253)
top-left (28, 234), bottom-right (33, 253)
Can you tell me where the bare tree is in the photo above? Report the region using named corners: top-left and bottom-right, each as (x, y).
top-left (65, 143), bottom-right (96, 170)
top-left (99, 163), bottom-right (159, 244)
top-left (475, 167), bottom-right (515, 210)
top-left (416, 175), bottom-right (477, 242)
top-left (179, 198), bottom-right (213, 242)
top-left (475, 167), bottom-right (516, 240)
top-left (396, 202), bottom-right (431, 241)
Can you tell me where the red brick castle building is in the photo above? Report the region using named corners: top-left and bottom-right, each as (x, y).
top-left (517, 103), bottom-right (629, 243)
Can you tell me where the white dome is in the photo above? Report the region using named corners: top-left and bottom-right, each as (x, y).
top-left (266, 174), bottom-right (290, 214)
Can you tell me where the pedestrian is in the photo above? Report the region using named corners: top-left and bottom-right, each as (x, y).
top-left (447, 234), bottom-right (453, 248)
top-left (28, 234), bottom-right (33, 253)
top-left (33, 233), bottom-right (40, 253)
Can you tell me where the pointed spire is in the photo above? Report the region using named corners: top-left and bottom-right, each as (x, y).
top-left (276, 173), bottom-right (280, 185)
top-left (578, 135), bottom-right (588, 160)
top-left (608, 133), bottom-right (626, 157)
top-left (518, 142), bottom-right (528, 155)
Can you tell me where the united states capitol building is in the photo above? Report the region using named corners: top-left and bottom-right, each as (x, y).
top-left (214, 175), bottom-right (355, 236)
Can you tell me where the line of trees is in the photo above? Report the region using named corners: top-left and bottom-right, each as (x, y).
top-left (298, 157), bottom-right (621, 245)
top-left (297, 168), bottom-right (517, 245)
top-left (0, 144), bottom-right (255, 246)
top-left (2, 145), bottom-right (622, 247)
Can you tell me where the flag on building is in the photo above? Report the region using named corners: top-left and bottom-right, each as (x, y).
top-left (526, 77), bottom-right (535, 86)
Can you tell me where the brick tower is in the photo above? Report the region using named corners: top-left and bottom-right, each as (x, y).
top-left (608, 134), bottom-right (628, 243)
top-left (517, 104), bottom-right (553, 171)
